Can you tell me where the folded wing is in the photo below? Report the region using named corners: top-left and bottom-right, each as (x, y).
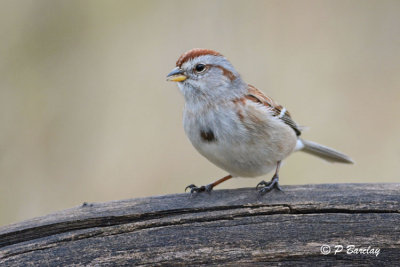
top-left (246, 85), bottom-right (302, 136)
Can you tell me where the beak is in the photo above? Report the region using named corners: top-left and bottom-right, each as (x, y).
top-left (166, 67), bottom-right (187, 82)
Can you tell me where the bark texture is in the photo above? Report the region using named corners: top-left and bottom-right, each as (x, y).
top-left (0, 184), bottom-right (399, 266)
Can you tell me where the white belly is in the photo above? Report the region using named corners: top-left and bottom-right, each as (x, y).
top-left (183, 101), bottom-right (297, 177)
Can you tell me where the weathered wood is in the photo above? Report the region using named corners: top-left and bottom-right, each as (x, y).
top-left (0, 183), bottom-right (399, 266)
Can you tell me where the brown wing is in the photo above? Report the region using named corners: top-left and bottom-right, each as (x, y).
top-left (246, 85), bottom-right (302, 136)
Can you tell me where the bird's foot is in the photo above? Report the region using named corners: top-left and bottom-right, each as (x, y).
top-left (185, 184), bottom-right (213, 194)
top-left (256, 175), bottom-right (283, 194)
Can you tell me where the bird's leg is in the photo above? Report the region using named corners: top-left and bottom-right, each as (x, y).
top-left (185, 174), bottom-right (233, 194)
top-left (256, 161), bottom-right (283, 194)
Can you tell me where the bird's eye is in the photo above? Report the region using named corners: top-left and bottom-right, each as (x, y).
top-left (194, 64), bottom-right (206, 73)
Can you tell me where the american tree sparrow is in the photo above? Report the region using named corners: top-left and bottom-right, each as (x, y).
top-left (167, 49), bottom-right (353, 194)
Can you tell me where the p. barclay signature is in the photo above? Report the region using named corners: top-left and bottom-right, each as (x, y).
top-left (321, 244), bottom-right (380, 257)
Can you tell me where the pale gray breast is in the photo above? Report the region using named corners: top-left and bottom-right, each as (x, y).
top-left (182, 101), bottom-right (297, 177)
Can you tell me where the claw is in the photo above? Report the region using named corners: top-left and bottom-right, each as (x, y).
top-left (184, 184), bottom-right (213, 194)
top-left (256, 180), bottom-right (268, 190)
top-left (185, 184), bottom-right (206, 194)
top-left (256, 175), bottom-right (283, 195)
top-left (185, 184), bottom-right (197, 192)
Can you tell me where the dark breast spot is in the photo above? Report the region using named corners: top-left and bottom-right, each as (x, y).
top-left (200, 129), bottom-right (216, 142)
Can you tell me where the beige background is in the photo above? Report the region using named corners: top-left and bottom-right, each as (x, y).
top-left (0, 0), bottom-right (399, 226)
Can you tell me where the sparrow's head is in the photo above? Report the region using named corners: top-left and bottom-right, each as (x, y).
top-left (167, 49), bottom-right (246, 103)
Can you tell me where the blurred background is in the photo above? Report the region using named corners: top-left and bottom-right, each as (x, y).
top-left (0, 0), bottom-right (399, 226)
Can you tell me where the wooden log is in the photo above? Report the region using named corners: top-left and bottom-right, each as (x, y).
top-left (0, 183), bottom-right (399, 266)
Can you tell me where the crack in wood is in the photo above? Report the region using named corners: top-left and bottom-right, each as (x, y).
top-left (1, 204), bottom-right (398, 249)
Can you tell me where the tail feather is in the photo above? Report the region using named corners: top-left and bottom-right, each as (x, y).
top-left (298, 139), bottom-right (354, 164)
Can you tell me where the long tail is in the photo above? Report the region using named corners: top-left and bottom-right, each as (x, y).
top-left (296, 139), bottom-right (354, 164)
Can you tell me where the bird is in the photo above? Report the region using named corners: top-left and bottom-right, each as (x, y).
top-left (166, 48), bottom-right (353, 194)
